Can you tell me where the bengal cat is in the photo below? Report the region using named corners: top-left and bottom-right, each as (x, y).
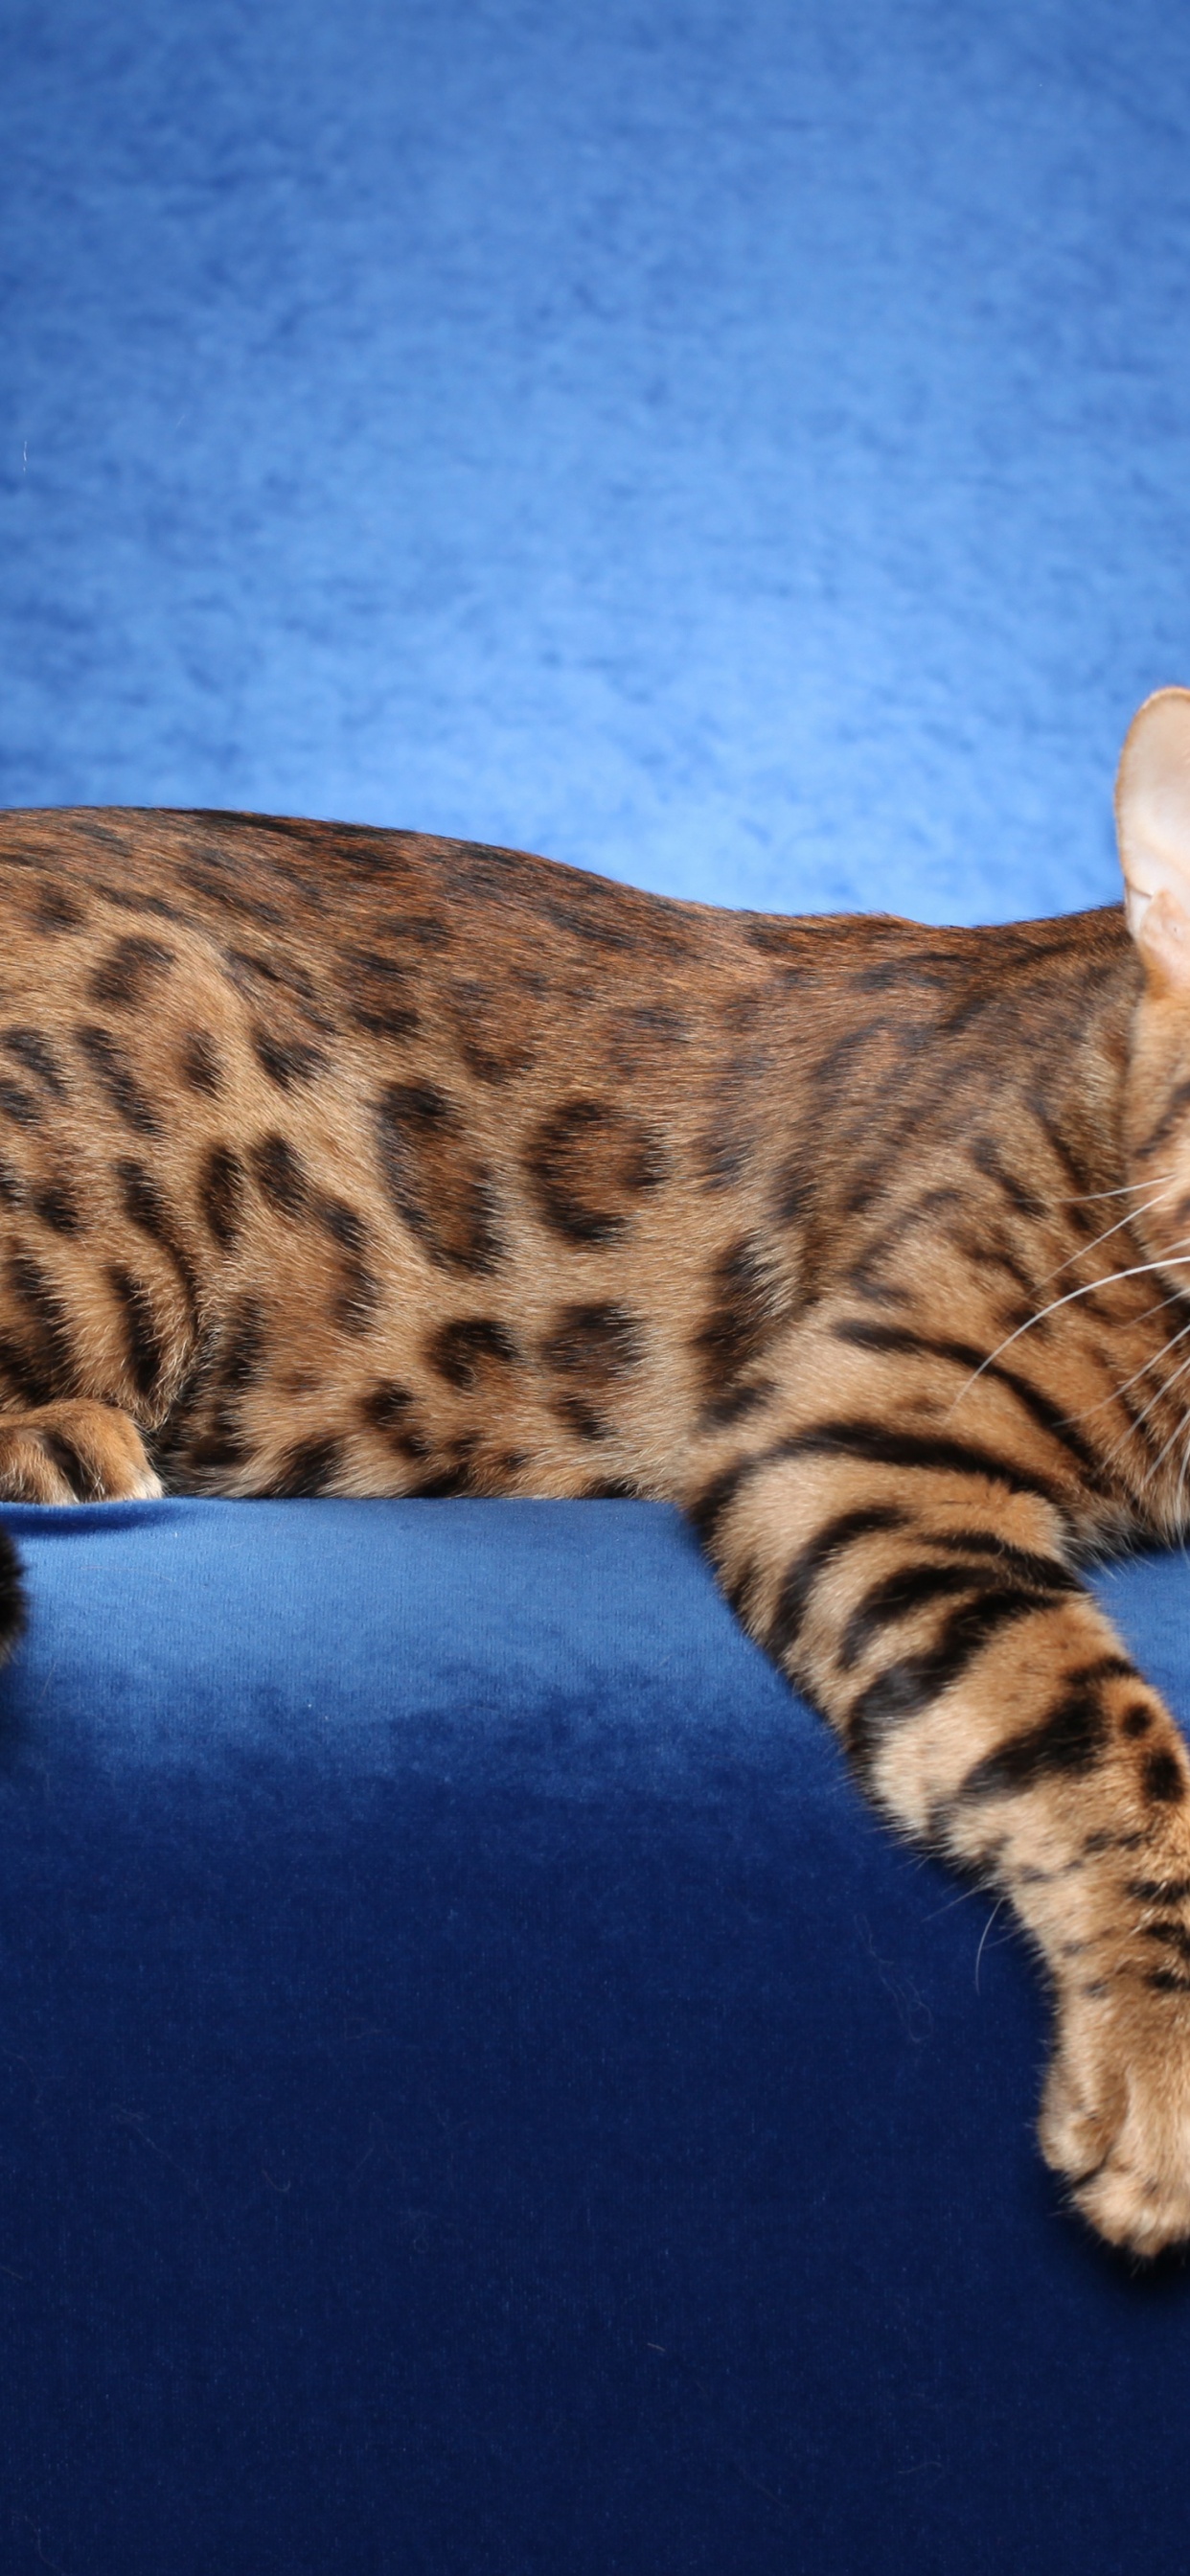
top-left (3, 689), bottom-right (1190, 2253)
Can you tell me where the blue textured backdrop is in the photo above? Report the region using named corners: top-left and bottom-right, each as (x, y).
top-left (4, 0), bottom-right (1190, 918)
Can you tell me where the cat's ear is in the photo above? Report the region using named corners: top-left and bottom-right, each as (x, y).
top-left (1116, 688), bottom-right (1190, 994)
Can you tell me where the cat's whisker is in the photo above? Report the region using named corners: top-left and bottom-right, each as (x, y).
top-left (1100, 1342), bottom-right (1190, 1472)
top-left (1136, 1390), bottom-right (1190, 1495)
top-left (1060, 1175), bottom-right (1176, 1205)
top-left (1169, 1414), bottom-right (1190, 1522)
top-left (924, 1883), bottom-right (991, 1921)
top-left (948, 1254), bottom-right (1190, 1413)
top-left (1170, 1422), bottom-right (1190, 1549)
top-left (1062, 1316), bottom-right (1190, 1430)
top-left (974, 1898), bottom-right (1006, 1995)
top-left (1042, 1188), bottom-right (1175, 1283)
top-left (1133, 1289), bottom-right (1190, 1327)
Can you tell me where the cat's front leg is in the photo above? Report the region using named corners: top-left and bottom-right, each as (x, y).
top-left (695, 1426), bottom-right (1190, 2254)
top-left (0, 1400), bottom-right (162, 1502)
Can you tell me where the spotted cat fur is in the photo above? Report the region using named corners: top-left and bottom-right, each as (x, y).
top-left (5, 690), bottom-right (1190, 2257)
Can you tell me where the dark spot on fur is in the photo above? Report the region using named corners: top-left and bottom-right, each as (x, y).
top-left (695, 1050), bottom-right (767, 1192)
top-left (266, 1437), bottom-right (344, 1498)
top-left (33, 886), bottom-right (85, 933)
top-left (2, 1028), bottom-right (66, 1094)
top-left (360, 1381), bottom-right (433, 1459)
top-left (314, 1199), bottom-right (378, 1327)
top-left (181, 1432), bottom-right (249, 1472)
top-left (32, 1178), bottom-right (82, 1234)
top-left (340, 946), bottom-right (421, 1038)
top-left (449, 980), bottom-right (538, 1086)
top-left (695, 1234), bottom-right (793, 1425)
top-left (428, 1317), bottom-right (521, 1391)
top-left (393, 1427), bottom-right (434, 1462)
top-left (65, 819), bottom-right (127, 851)
top-left (541, 1302), bottom-right (646, 1381)
top-left (199, 1144), bottom-right (246, 1248)
top-left (743, 918), bottom-right (800, 958)
top-left (1144, 1750), bottom-right (1186, 1805)
top-left (376, 1082), bottom-right (503, 1275)
top-left (525, 1098), bottom-right (667, 1244)
top-left (554, 1392), bottom-right (609, 1442)
top-left (6, 1246), bottom-right (78, 1395)
top-left (341, 948), bottom-right (415, 980)
top-left (318, 1197), bottom-right (368, 1254)
top-left (116, 1159), bottom-right (199, 1320)
top-left (94, 884), bottom-right (183, 924)
top-left (630, 1003), bottom-right (687, 1042)
top-left (88, 934), bottom-right (175, 1008)
top-left (228, 947), bottom-right (285, 988)
top-left (0, 1080), bottom-right (40, 1127)
top-left (773, 1153), bottom-right (812, 1227)
top-left (332, 1262), bottom-right (382, 1336)
top-left (225, 947), bottom-right (332, 1028)
top-left (252, 1028), bottom-right (329, 1090)
top-left (1122, 1705), bottom-right (1154, 1737)
top-left (539, 895), bottom-right (642, 952)
top-left (178, 863), bottom-right (285, 927)
top-left (0, 1159), bottom-right (26, 1208)
top-left (74, 1025), bottom-right (160, 1135)
top-left (404, 1455), bottom-right (478, 1497)
top-left (106, 1266), bottom-right (168, 1399)
top-left (1141, 1921), bottom-right (1190, 1962)
top-left (604, 1004), bottom-right (689, 1081)
top-left (705, 1380), bottom-right (778, 1426)
top-left (180, 1031), bottom-right (224, 1094)
top-left (367, 915), bottom-right (451, 952)
top-left (217, 1297), bottom-right (268, 1390)
top-left (251, 1134), bottom-right (309, 1219)
top-left (350, 1000), bottom-right (422, 1040)
top-left (362, 1380), bottom-right (414, 1428)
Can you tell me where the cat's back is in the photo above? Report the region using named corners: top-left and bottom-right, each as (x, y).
top-left (0, 807), bottom-right (1139, 1300)
top-left (0, 802), bottom-right (1132, 1091)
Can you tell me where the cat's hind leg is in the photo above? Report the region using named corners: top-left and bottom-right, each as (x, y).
top-left (0, 1401), bottom-right (162, 1502)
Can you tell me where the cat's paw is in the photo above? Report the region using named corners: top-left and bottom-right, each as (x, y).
top-left (1041, 1972), bottom-right (1190, 2257)
top-left (0, 1402), bottom-right (162, 1504)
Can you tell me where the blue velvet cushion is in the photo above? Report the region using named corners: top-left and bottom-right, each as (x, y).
top-left (0, 1496), bottom-right (1186, 2574)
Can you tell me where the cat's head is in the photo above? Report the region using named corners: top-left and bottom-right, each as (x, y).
top-left (1117, 688), bottom-right (1190, 1273)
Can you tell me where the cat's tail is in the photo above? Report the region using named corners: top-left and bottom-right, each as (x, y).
top-left (0, 1527), bottom-right (27, 1668)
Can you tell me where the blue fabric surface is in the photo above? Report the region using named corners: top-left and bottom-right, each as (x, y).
top-left (0, 1497), bottom-right (1184, 2576)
